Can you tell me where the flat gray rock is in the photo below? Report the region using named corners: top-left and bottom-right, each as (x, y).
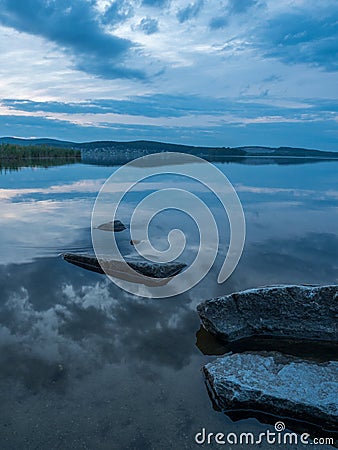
top-left (62, 253), bottom-right (186, 282)
top-left (197, 285), bottom-right (338, 343)
top-left (203, 352), bottom-right (338, 430)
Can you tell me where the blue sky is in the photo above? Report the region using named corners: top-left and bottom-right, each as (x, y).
top-left (0, 0), bottom-right (337, 149)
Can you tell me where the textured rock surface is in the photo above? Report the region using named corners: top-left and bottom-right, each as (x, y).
top-left (197, 285), bottom-right (338, 342)
top-left (62, 253), bottom-right (186, 279)
top-left (204, 352), bottom-right (338, 430)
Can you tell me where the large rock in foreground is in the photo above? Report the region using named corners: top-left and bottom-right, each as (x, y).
top-left (197, 285), bottom-right (338, 343)
top-left (204, 352), bottom-right (338, 430)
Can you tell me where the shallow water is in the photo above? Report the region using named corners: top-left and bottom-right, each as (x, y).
top-left (0, 159), bottom-right (337, 449)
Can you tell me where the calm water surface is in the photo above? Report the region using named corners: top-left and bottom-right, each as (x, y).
top-left (0, 159), bottom-right (337, 449)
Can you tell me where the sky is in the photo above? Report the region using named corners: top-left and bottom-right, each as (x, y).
top-left (0, 0), bottom-right (337, 149)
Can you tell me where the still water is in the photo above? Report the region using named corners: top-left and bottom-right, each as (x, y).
top-left (0, 158), bottom-right (337, 449)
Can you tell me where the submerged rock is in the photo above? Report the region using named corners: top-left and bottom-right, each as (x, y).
top-left (95, 220), bottom-right (126, 232)
top-left (62, 253), bottom-right (186, 284)
top-left (197, 285), bottom-right (338, 343)
top-left (203, 352), bottom-right (338, 430)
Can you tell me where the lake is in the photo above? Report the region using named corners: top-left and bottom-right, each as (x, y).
top-left (0, 157), bottom-right (337, 449)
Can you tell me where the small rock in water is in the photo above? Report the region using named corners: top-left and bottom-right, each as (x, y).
top-left (96, 220), bottom-right (126, 232)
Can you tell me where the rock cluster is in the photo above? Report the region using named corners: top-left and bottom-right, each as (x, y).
top-left (197, 285), bottom-right (338, 432)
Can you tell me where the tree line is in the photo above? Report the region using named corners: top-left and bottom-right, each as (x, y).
top-left (0, 143), bottom-right (81, 159)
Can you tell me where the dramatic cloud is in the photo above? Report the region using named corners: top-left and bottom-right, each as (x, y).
top-left (0, 0), bottom-right (337, 147)
top-left (0, 0), bottom-right (143, 79)
top-left (255, 6), bottom-right (338, 71)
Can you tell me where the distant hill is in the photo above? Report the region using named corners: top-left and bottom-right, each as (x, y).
top-left (0, 137), bottom-right (337, 159)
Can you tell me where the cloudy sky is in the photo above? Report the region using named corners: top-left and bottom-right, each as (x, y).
top-left (0, 0), bottom-right (337, 149)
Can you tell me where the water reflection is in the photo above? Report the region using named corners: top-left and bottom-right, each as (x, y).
top-left (0, 159), bottom-right (337, 448)
top-left (196, 326), bottom-right (338, 361)
top-left (82, 151), bottom-right (338, 167)
top-left (0, 157), bottom-right (80, 173)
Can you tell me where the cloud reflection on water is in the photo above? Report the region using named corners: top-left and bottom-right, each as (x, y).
top-left (0, 161), bottom-right (337, 448)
